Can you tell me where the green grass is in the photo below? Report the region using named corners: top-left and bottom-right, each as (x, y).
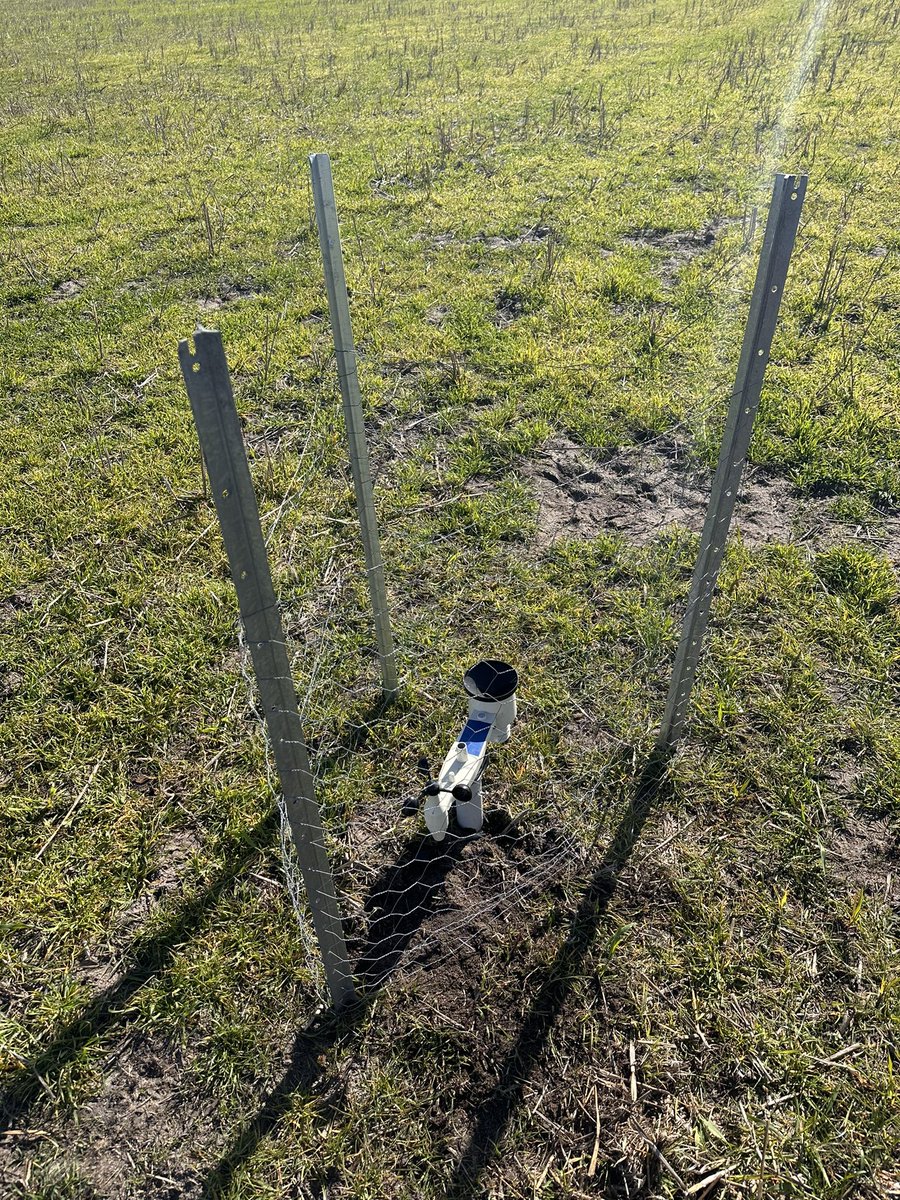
top-left (1, 0), bottom-right (899, 1196)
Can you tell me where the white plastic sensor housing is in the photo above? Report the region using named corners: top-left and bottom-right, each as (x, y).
top-left (423, 661), bottom-right (518, 842)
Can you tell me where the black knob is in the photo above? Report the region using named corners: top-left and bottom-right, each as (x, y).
top-left (423, 782), bottom-right (441, 796)
top-left (452, 784), bottom-right (472, 802)
top-left (402, 794), bottom-right (422, 816)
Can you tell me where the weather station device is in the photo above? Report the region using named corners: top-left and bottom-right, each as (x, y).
top-left (413, 660), bottom-right (519, 842)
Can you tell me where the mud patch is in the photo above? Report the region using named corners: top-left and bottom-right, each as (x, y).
top-left (522, 437), bottom-right (799, 547)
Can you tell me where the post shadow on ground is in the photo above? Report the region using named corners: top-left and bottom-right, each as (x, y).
top-left (0, 700), bottom-right (385, 1136)
top-left (198, 827), bottom-right (467, 1199)
top-left (0, 808), bottom-right (280, 1134)
top-left (198, 753), bottom-right (671, 1200)
top-left (446, 749), bottom-right (672, 1199)
top-left (356, 828), bottom-right (467, 987)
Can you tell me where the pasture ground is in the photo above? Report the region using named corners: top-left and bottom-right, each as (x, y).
top-left (1, 0), bottom-right (898, 1196)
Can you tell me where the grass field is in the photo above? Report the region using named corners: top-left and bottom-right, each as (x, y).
top-left (1, 0), bottom-right (899, 1195)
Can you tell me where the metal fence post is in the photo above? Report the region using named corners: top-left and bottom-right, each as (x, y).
top-left (309, 151), bottom-right (399, 697)
top-left (656, 172), bottom-right (808, 752)
top-left (179, 327), bottom-right (356, 1008)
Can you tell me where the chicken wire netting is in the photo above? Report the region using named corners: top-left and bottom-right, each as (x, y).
top-left (227, 218), bottom-right (755, 1006)
top-left (232, 152), bottom-right (897, 1007)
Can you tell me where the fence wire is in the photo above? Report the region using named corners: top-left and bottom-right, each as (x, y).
top-left (222, 167), bottom-right (897, 1007)
top-left (232, 218), bottom-right (763, 1003)
top-left (235, 406), bottom-right (621, 1001)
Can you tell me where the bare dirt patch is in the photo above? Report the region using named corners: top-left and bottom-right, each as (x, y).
top-left (425, 304), bottom-right (449, 325)
top-left (477, 222), bottom-right (555, 250)
top-left (818, 749), bottom-right (861, 804)
top-left (522, 437), bottom-right (800, 548)
top-left (423, 223), bottom-right (556, 252)
top-left (245, 427), bottom-right (287, 460)
top-left (17, 1035), bottom-right (219, 1200)
top-left (622, 218), bottom-right (733, 281)
top-left (0, 667), bottom-right (22, 705)
top-left (197, 281), bottom-right (258, 310)
top-left (828, 814), bottom-right (899, 901)
top-left (47, 279), bottom-right (85, 302)
top-left (120, 278), bottom-right (157, 296)
top-left (492, 288), bottom-right (527, 326)
top-left (800, 502), bottom-right (900, 568)
top-left (338, 801), bottom-right (579, 990)
top-left (0, 590), bottom-right (34, 625)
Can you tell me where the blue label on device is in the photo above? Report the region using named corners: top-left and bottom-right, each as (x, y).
top-left (459, 719), bottom-right (491, 755)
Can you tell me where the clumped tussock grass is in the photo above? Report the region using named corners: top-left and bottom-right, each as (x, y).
top-left (0, 0), bottom-right (898, 1196)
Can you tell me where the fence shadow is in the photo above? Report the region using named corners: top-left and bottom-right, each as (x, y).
top-left (199, 826), bottom-right (468, 1199)
top-left (446, 750), bottom-right (671, 1198)
top-left (0, 698), bottom-right (385, 1137)
top-left (0, 809), bottom-right (279, 1134)
top-left (199, 756), bottom-right (669, 1199)
top-left (356, 830), bottom-right (466, 987)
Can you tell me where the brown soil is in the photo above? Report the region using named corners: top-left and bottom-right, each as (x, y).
top-left (339, 803), bottom-right (580, 989)
top-left (522, 436), bottom-right (799, 548)
top-left (828, 814), bottom-right (899, 901)
top-left (16, 1036), bottom-right (219, 1200)
top-left (522, 436), bottom-right (900, 558)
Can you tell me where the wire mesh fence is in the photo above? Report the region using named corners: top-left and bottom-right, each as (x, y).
top-left (179, 148), bottom-right (894, 1015)
top-left (197, 387), bottom-right (633, 1008)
